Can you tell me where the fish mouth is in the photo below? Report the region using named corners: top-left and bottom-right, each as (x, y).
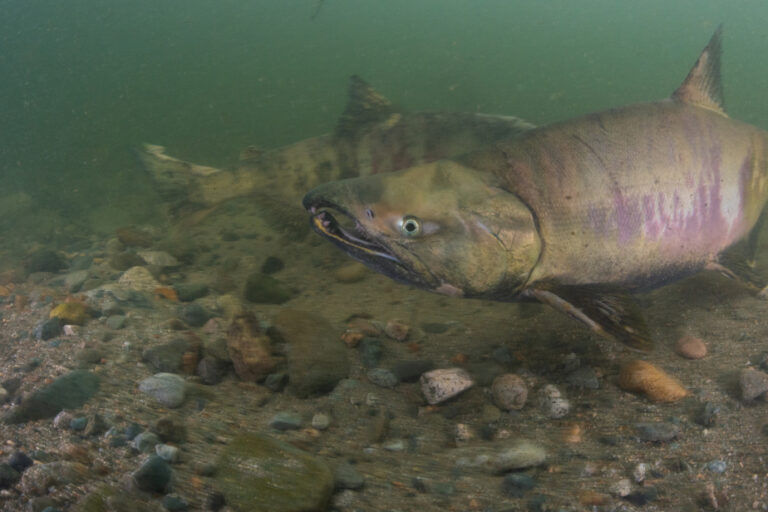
top-left (304, 199), bottom-right (435, 288)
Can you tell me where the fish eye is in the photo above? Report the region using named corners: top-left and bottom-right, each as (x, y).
top-left (399, 215), bottom-right (422, 237)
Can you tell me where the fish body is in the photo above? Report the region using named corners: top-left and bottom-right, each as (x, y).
top-left (304, 27), bottom-right (768, 349)
top-left (490, 98), bottom-right (768, 290)
top-left (139, 76), bottom-right (532, 215)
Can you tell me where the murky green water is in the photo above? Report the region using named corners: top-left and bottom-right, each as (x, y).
top-left (2, 0), bottom-right (767, 236)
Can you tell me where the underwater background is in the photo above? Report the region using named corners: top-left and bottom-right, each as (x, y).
top-left (2, 0), bottom-right (767, 237)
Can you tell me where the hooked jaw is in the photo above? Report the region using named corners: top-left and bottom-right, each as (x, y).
top-left (303, 193), bottom-right (439, 289)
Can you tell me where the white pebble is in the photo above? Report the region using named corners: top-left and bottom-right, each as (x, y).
top-left (610, 478), bottom-right (632, 497)
top-left (537, 384), bottom-right (570, 419)
top-left (633, 462), bottom-right (648, 483)
top-left (311, 413), bottom-right (330, 430)
top-left (420, 368), bottom-right (474, 405)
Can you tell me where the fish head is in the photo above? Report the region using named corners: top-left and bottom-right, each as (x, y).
top-left (303, 160), bottom-right (541, 299)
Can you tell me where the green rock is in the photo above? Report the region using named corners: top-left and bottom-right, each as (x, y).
top-left (25, 249), bottom-right (66, 274)
top-left (271, 310), bottom-right (350, 397)
top-left (174, 283), bottom-right (209, 302)
top-left (244, 273), bottom-right (294, 304)
top-left (2, 370), bottom-right (99, 424)
top-left (216, 433), bottom-right (333, 512)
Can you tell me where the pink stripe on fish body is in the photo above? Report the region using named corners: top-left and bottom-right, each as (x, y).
top-left (501, 100), bottom-right (768, 288)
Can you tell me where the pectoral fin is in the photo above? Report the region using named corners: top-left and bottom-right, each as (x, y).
top-left (524, 285), bottom-right (653, 352)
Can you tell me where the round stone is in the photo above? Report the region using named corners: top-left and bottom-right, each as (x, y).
top-left (491, 373), bottom-right (528, 411)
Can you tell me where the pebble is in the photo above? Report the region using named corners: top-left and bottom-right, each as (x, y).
top-left (491, 373), bottom-right (528, 411)
top-left (383, 439), bottom-right (405, 451)
top-left (269, 412), bottom-right (303, 430)
top-left (264, 372), bottom-right (288, 392)
top-left (197, 356), bottom-right (228, 385)
top-left (358, 337), bottom-right (383, 368)
top-left (155, 443), bottom-right (180, 463)
top-left (227, 313), bottom-right (276, 382)
top-left (132, 455), bottom-right (172, 493)
top-left (105, 314), bottom-right (126, 330)
top-left (133, 431), bottom-right (161, 453)
top-left (116, 226), bottom-right (153, 247)
top-left (610, 478), bottom-right (632, 497)
top-left (334, 462), bottom-right (365, 490)
top-left (311, 413), bottom-right (330, 430)
top-left (708, 460), bottom-right (727, 473)
top-left (84, 413), bottom-right (108, 436)
top-left (566, 366), bottom-right (600, 389)
top-left (675, 335), bottom-right (708, 359)
top-left (142, 339), bottom-right (189, 373)
top-left (739, 367), bottom-right (768, 401)
top-left (333, 262), bottom-right (368, 283)
top-left (2, 370), bottom-right (99, 424)
top-left (635, 422), bottom-right (680, 442)
top-left (34, 318), bottom-right (62, 341)
top-left (152, 416), bottom-right (188, 444)
top-left (633, 462), bottom-right (649, 482)
top-left (64, 270), bottom-right (89, 292)
top-left (138, 373), bottom-right (186, 408)
top-left (8, 452), bottom-right (33, 473)
top-left (215, 433), bottom-right (333, 512)
top-left (367, 368), bottom-right (399, 389)
top-left (491, 440), bottom-right (547, 473)
top-left (244, 272), bottom-right (294, 304)
top-left (383, 320), bottom-right (409, 341)
top-left (19, 461), bottom-right (87, 495)
top-left (176, 303), bottom-right (212, 328)
top-left (70, 417), bottom-right (87, 431)
top-left (162, 495), bottom-right (189, 512)
top-left (24, 249), bottom-right (66, 273)
top-left (136, 250), bottom-right (179, 268)
top-left (501, 473), bottom-right (537, 497)
top-left (272, 309), bottom-right (350, 398)
top-left (75, 348), bottom-right (103, 367)
top-left (454, 423), bottom-right (473, 443)
top-left (109, 251), bottom-right (147, 271)
top-left (174, 282), bottom-right (209, 302)
top-left (696, 401), bottom-right (721, 427)
top-left (537, 384), bottom-right (570, 418)
top-left (53, 411), bottom-right (74, 430)
top-left (618, 360), bottom-right (688, 402)
top-left (49, 302), bottom-right (88, 325)
top-left (260, 256), bottom-right (284, 274)
top-left (118, 266), bottom-right (160, 293)
top-left (420, 368), bottom-right (475, 405)
top-left (0, 463), bottom-right (20, 490)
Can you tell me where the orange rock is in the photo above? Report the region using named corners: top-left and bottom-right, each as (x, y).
top-left (579, 490), bottom-right (611, 506)
top-left (340, 330), bottom-right (364, 347)
top-left (155, 286), bottom-right (178, 301)
top-left (0, 285), bottom-right (10, 297)
top-left (14, 295), bottom-right (28, 311)
top-left (182, 351), bottom-right (199, 375)
top-left (451, 353), bottom-right (469, 364)
top-left (674, 335), bottom-right (708, 359)
top-left (227, 313), bottom-right (279, 381)
top-left (562, 423), bottom-right (583, 443)
top-left (618, 360), bottom-right (688, 402)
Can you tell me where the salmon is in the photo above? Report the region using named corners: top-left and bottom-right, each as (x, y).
top-left (303, 27), bottom-right (768, 350)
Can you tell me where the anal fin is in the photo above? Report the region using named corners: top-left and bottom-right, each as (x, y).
top-left (524, 284), bottom-right (653, 352)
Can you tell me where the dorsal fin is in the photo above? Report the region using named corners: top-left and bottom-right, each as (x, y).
top-left (671, 25), bottom-right (726, 116)
top-left (335, 75), bottom-right (397, 138)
